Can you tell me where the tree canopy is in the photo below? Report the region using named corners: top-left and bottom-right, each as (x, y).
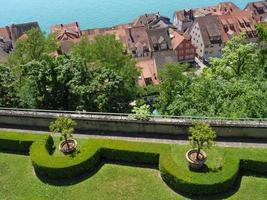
top-left (8, 28), bottom-right (58, 66)
top-left (156, 31), bottom-right (267, 118)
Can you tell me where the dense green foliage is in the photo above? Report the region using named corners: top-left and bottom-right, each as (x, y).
top-left (72, 35), bottom-right (139, 87)
top-left (0, 27), bottom-right (267, 118)
top-left (8, 28), bottom-right (58, 66)
top-left (131, 104), bottom-right (151, 120)
top-left (0, 131), bottom-right (266, 196)
top-left (0, 65), bottom-right (18, 107)
top-left (156, 33), bottom-right (267, 118)
top-left (0, 30), bottom-right (139, 112)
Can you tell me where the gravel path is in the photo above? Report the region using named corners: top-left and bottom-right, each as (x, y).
top-left (1, 128), bottom-right (267, 148)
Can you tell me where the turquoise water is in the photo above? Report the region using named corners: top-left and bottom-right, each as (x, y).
top-left (0, 0), bottom-right (254, 32)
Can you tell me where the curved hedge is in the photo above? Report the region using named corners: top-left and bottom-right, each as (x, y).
top-left (0, 131), bottom-right (267, 195)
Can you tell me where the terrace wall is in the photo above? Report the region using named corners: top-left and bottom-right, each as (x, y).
top-left (0, 109), bottom-right (266, 139)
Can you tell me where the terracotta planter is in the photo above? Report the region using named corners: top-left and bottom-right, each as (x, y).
top-left (186, 149), bottom-right (207, 169)
top-left (59, 139), bottom-right (77, 154)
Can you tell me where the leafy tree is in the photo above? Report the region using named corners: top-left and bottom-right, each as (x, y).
top-left (8, 28), bottom-right (58, 66)
top-left (256, 24), bottom-right (267, 78)
top-left (189, 122), bottom-right (216, 160)
top-left (14, 55), bottom-right (135, 112)
top-left (71, 35), bottom-right (139, 88)
top-left (156, 35), bottom-right (267, 119)
top-left (49, 117), bottom-right (77, 150)
top-left (209, 34), bottom-right (259, 79)
top-left (157, 63), bottom-right (191, 114)
top-left (0, 65), bottom-right (18, 106)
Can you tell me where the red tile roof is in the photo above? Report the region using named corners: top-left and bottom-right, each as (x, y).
top-left (136, 58), bottom-right (159, 86)
top-left (0, 27), bottom-right (11, 40)
top-left (51, 22), bottom-right (82, 41)
top-left (218, 10), bottom-right (257, 41)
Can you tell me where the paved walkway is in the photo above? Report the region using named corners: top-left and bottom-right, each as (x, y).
top-left (1, 128), bottom-right (267, 148)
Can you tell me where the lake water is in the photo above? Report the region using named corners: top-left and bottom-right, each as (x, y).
top-left (0, 0), bottom-right (254, 32)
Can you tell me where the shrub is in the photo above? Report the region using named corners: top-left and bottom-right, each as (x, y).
top-left (130, 104), bottom-right (151, 121)
top-left (0, 131), bottom-right (49, 153)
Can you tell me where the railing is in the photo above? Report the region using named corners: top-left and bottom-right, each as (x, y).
top-left (0, 107), bottom-right (267, 122)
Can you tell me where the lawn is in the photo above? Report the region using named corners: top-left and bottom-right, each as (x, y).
top-left (0, 152), bottom-right (267, 200)
top-left (0, 131), bottom-right (267, 199)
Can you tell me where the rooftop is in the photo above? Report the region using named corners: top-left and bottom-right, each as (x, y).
top-left (51, 22), bottom-right (82, 41)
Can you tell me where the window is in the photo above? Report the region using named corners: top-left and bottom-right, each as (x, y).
top-left (144, 78), bottom-right (153, 85)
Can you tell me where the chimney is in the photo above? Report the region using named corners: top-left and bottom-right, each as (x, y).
top-left (128, 28), bottom-right (134, 43)
top-left (5, 26), bottom-right (12, 40)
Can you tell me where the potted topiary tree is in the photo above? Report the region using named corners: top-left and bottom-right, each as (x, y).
top-left (49, 117), bottom-right (77, 154)
top-left (186, 121), bottom-right (216, 169)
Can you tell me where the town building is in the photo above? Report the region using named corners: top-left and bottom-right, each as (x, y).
top-left (218, 10), bottom-right (257, 42)
top-left (136, 58), bottom-right (159, 86)
top-left (189, 15), bottom-right (224, 62)
top-left (128, 13), bottom-right (178, 86)
top-left (245, 1), bottom-right (267, 22)
top-left (171, 30), bottom-right (196, 63)
top-left (125, 26), bottom-right (151, 58)
top-left (0, 22), bottom-right (40, 61)
top-left (173, 2), bottom-right (241, 32)
top-left (82, 23), bottom-right (130, 42)
top-left (51, 22), bottom-right (82, 41)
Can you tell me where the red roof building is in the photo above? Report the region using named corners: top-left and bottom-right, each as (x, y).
top-left (171, 31), bottom-right (196, 62)
top-left (136, 58), bottom-right (159, 86)
top-left (218, 10), bottom-right (257, 42)
top-left (51, 22), bottom-right (82, 41)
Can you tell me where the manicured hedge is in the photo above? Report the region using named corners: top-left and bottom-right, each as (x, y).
top-left (30, 139), bottom-right (169, 179)
top-left (159, 153), bottom-right (239, 195)
top-left (0, 131), bottom-right (50, 153)
top-left (0, 131), bottom-right (267, 196)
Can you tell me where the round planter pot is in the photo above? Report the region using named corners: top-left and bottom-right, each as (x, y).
top-left (59, 139), bottom-right (77, 154)
top-left (186, 149), bottom-right (207, 169)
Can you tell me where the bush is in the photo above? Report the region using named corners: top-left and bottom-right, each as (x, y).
top-left (130, 104), bottom-right (151, 121)
top-left (0, 131), bottom-right (49, 153)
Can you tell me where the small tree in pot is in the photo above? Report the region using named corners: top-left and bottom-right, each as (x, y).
top-left (49, 117), bottom-right (77, 154)
top-left (186, 122), bottom-right (216, 169)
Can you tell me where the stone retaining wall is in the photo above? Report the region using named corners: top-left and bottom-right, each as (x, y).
top-left (0, 109), bottom-right (266, 139)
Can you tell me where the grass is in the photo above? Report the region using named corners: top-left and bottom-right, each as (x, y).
top-left (0, 152), bottom-right (181, 200)
top-left (0, 152), bottom-right (267, 200)
top-left (0, 131), bottom-right (267, 199)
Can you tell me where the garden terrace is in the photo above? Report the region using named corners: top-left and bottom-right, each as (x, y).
top-left (0, 130), bottom-right (267, 199)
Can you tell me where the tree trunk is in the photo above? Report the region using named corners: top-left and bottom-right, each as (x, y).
top-left (65, 136), bottom-right (70, 150)
top-left (196, 147), bottom-right (201, 161)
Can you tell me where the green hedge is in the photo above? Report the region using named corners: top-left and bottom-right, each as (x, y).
top-left (0, 131), bottom-right (50, 153)
top-left (30, 139), bottom-right (169, 179)
top-left (0, 131), bottom-right (267, 196)
top-left (159, 153), bottom-right (239, 195)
